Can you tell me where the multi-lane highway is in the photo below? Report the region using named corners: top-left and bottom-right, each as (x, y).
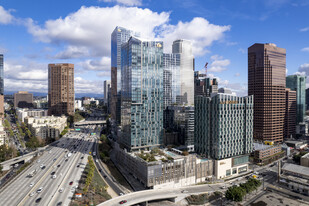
top-left (0, 131), bottom-right (95, 206)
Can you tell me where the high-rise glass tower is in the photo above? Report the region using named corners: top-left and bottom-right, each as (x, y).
top-left (248, 43), bottom-right (286, 143)
top-left (163, 53), bottom-right (180, 108)
top-left (121, 37), bottom-right (164, 150)
top-left (111, 27), bottom-right (139, 124)
top-left (286, 75), bottom-right (306, 124)
top-left (172, 40), bottom-right (194, 106)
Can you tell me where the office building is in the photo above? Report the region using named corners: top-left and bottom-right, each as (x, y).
top-left (306, 88), bottom-right (309, 110)
top-left (48, 63), bottom-right (74, 116)
top-left (248, 43), bottom-right (286, 143)
top-left (0, 54), bottom-right (3, 118)
top-left (163, 53), bottom-right (180, 108)
top-left (286, 75), bottom-right (306, 123)
top-left (195, 93), bottom-right (253, 178)
top-left (284, 88), bottom-right (297, 139)
top-left (14, 91), bottom-right (33, 108)
top-left (104, 80), bottom-right (111, 105)
top-left (194, 72), bottom-right (218, 97)
top-left (172, 40), bottom-right (194, 106)
top-left (111, 26), bottom-right (139, 124)
top-left (104, 80), bottom-right (111, 112)
top-left (163, 106), bottom-right (194, 150)
top-left (121, 37), bottom-right (163, 150)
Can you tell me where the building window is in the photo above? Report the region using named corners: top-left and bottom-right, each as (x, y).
top-left (232, 168), bottom-right (237, 174)
top-left (226, 169), bottom-right (231, 176)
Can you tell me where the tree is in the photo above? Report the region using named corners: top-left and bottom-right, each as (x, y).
top-left (0, 164), bottom-right (3, 174)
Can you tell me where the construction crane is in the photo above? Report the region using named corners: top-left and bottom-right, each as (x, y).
top-left (204, 62), bottom-right (208, 77)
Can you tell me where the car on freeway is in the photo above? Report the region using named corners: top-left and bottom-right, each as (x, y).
top-left (69, 181), bottom-right (73, 185)
top-left (29, 192), bottom-right (35, 197)
top-left (37, 187), bottom-right (43, 193)
top-left (57, 202), bottom-right (62, 206)
top-left (99, 169), bottom-right (102, 172)
top-left (77, 165), bottom-right (80, 168)
top-left (65, 159), bottom-right (68, 162)
top-left (81, 156), bottom-right (84, 159)
top-left (119, 200), bottom-right (127, 204)
top-left (51, 171), bottom-right (55, 175)
top-left (37, 160), bottom-right (41, 163)
top-left (57, 164), bottom-right (61, 167)
top-left (36, 198), bottom-right (42, 203)
top-left (52, 175), bottom-right (57, 179)
top-left (40, 164), bottom-right (44, 168)
top-left (59, 188), bottom-right (64, 193)
top-left (29, 183), bottom-right (34, 187)
top-left (53, 158), bottom-right (57, 161)
top-left (119, 193), bottom-right (124, 196)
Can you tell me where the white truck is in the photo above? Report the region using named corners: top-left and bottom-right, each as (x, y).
top-left (28, 169), bottom-right (37, 177)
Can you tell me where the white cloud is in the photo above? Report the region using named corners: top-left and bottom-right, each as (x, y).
top-left (300, 27), bottom-right (309, 32)
top-left (301, 47), bottom-right (309, 52)
top-left (299, 63), bottom-right (309, 74)
top-left (208, 55), bottom-right (230, 72)
top-left (158, 17), bottom-right (231, 56)
top-left (99, 0), bottom-right (142, 6)
top-left (238, 48), bottom-right (246, 54)
top-left (75, 76), bottom-right (103, 94)
top-left (79, 56), bottom-right (111, 71)
top-left (0, 6), bottom-right (14, 24)
top-left (54, 46), bottom-right (90, 59)
top-left (235, 73), bottom-right (240, 77)
top-left (25, 6), bottom-right (230, 57)
top-left (4, 61), bottom-right (47, 81)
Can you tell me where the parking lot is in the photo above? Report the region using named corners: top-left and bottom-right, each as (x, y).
top-left (250, 192), bottom-right (308, 206)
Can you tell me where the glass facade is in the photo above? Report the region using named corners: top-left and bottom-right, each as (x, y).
top-left (286, 75), bottom-right (306, 124)
top-left (121, 37), bottom-right (164, 150)
top-left (0, 54), bottom-right (3, 95)
top-left (111, 27), bottom-right (139, 124)
top-left (172, 40), bottom-right (194, 106)
top-left (163, 53), bottom-right (180, 108)
top-left (195, 94), bottom-right (254, 160)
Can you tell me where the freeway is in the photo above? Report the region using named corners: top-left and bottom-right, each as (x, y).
top-left (0, 131), bottom-right (95, 206)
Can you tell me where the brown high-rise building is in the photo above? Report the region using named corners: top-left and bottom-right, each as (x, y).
top-left (284, 88), bottom-right (296, 139)
top-left (14, 91), bottom-right (33, 108)
top-left (248, 43), bottom-right (286, 143)
top-left (48, 63), bottom-right (74, 116)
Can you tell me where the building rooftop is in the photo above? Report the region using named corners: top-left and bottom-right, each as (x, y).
top-left (282, 163), bottom-right (309, 178)
top-left (253, 142), bottom-right (273, 151)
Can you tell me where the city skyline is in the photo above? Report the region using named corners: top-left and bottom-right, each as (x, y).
top-left (0, 0), bottom-right (309, 96)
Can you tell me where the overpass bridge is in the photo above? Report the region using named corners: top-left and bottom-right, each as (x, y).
top-left (74, 120), bottom-right (106, 127)
top-left (0, 147), bottom-right (46, 171)
top-left (98, 182), bottom-right (226, 206)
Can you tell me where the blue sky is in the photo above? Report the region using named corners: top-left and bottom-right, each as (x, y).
top-left (0, 0), bottom-right (309, 95)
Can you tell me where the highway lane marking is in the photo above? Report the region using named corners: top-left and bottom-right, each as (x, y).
top-left (17, 148), bottom-right (67, 206)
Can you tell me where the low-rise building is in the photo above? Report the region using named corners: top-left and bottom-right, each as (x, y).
top-left (24, 116), bottom-right (67, 140)
top-left (301, 153), bottom-right (309, 167)
top-left (285, 140), bottom-right (307, 150)
top-left (16, 108), bottom-right (48, 122)
top-left (253, 142), bottom-right (284, 165)
top-left (114, 144), bottom-right (213, 189)
top-left (280, 163), bottom-right (309, 196)
top-left (215, 155), bottom-right (249, 179)
top-left (0, 120), bottom-right (6, 146)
